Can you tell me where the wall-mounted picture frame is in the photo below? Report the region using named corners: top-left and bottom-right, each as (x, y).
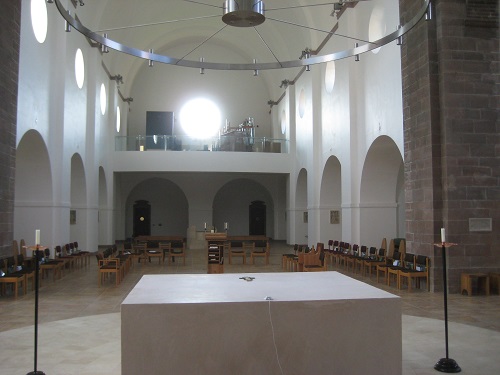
top-left (70, 210), bottom-right (76, 225)
top-left (303, 211), bottom-right (308, 223)
top-left (330, 210), bottom-right (340, 224)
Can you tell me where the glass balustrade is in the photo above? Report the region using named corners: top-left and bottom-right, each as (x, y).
top-left (115, 135), bottom-right (289, 153)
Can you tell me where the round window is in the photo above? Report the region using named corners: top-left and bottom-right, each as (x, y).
top-left (100, 83), bottom-right (107, 115)
top-left (75, 49), bottom-right (85, 89)
top-left (31, 0), bottom-right (48, 44)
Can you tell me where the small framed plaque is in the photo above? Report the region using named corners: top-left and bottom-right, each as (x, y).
top-left (303, 211), bottom-right (308, 223)
top-left (70, 210), bottom-right (76, 225)
top-left (330, 210), bottom-right (340, 224)
top-left (469, 218), bottom-right (492, 232)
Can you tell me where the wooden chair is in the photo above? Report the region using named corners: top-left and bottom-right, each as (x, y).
top-left (0, 258), bottom-right (26, 298)
top-left (54, 245), bottom-right (75, 271)
top-left (330, 240), bottom-right (342, 266)
top-left (229, 241), bottom-right (247, 265)
top-left (131, 242), bottom-right (147, 265)
top-left (338, 242), bottom-right (351, 269)
top-left (169, 240), bottom-right (186, 265)
top-left (399, 255), bottom-right (430, 291)
top-left (250, 240), bottom-right (270, 265)
top-left (352, 245), bottom-right (366, 274)
top-left (73, 241), bottom-right (91, 266)
top-left (96, 252), bottom-right (121, 286)
top-left (159, 242), bottom-right (171, 264)
top-left (39, 249), bottom-right (63, 281)
top-left (362, 247), bottom-right (385, 277)
top-left (388, 253), bottom-right (415, 288)
top-left (145, 241), bottom-right (163, 264)
top-left (376, 250), bottom-right (402, 284)
top-left (20, 239), bottom-right (31, 263)
top-left (282, 244), bottom-right (297, 270)
top-left (345, 244), bottom-right (360, 272)
top-left (15, 253), bottom-right (35, 292)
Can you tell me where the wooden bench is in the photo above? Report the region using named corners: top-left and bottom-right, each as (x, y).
top-left (461, 273), bottom-right (490, 296)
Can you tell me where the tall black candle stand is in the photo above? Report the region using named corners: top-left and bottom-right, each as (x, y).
top-left (434, 242), bottom-right (461, 373)
top-left (27, 246), bottom-right (46, 375)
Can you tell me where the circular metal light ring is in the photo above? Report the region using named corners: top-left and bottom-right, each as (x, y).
top-left (53, 0), bottom-right (430, 71)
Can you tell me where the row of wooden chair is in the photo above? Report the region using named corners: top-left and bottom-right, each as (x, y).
top-left (1, 240), bottom-right (91, 298)
top-left (326, 238), bottom-right (430, 292)
top-left (228, 240), bottom-right (270, 265)
top-left (125, 240), bottom-right (187, 266)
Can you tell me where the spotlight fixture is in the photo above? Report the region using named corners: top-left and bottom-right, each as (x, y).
top-left (200, 57), bottom-right (205, 74)
top-left (101, 34), bottom-right (109, 53)
top-left (253, 58), bottom-right (258, 76)
top-left (396, 25), bottom-right (403, 45)
top-left (354, 43), bottom-right (359, 62)
top-left (65, 10), bottom-right (71, 32)
top-left (46, 0), bottom-right (54, 3)
top-left (300, 49), bottom-right (312, 72)
top-left (222, 0), bottom-right (265, 27)
top-left (148, 49), bottom-right (154, 67)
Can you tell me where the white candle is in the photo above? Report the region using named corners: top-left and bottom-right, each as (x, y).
top-left (441, 228), bottom-right (446, 243)
top-left (224, 222), bottom-right (228, 230)
top-left (35, 229), bottom-right (40, 245)
top-left (204, 222), bottom-right (207, 230)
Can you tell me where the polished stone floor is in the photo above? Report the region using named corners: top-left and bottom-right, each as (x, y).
top-left (1, 241), bottom-right (499, 374)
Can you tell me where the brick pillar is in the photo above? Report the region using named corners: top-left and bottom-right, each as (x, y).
top-left (0, 0), bottom-right (21, 258)
top-left (401, 0), bottom-right (499, 292)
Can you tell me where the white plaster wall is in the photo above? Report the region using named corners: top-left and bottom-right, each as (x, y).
top-left (15, 0), bottom-right (119, 251)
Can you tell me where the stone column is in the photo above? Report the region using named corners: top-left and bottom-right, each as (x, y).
top-left (0, 0), bottom-right (21, 257)
top-left (400, 0), bottom-right (499, 292)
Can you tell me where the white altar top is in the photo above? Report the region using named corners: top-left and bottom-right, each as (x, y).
top-left (123, 271), bottom-right (397, 304)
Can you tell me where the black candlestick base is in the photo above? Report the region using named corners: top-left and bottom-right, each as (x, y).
top-left (434, 358), bottom-right (461, 373)
top-left (27, 371), bottom-right (46, 375)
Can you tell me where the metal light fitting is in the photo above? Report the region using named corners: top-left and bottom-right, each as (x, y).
top-left (148, 49), bottom-right (154, 67)
top-left (222, 0), bottom-right (265, 27)
top-left (49, 0), bottom-right (432, 72)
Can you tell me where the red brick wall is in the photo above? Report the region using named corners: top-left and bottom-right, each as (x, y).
top-left (401, 0), bottom-right (499, 292)
top-left (0, 0), bottom-right (21, 258)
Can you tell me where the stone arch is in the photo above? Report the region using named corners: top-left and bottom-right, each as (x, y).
top-left (70, 153), bottom-right (87, 245)
top-left (98, 166), bottom-right (109, 244)
top-left (360, 135), bottom-right (404, 246)
top-left (213, 178), bottom-right (274, 237)
top-left (319, 156), bottom-right (342, 244)
top-left (295, 168), bottom-right (308, 245)
top-left (125, 177), bottom-right (189, 238)
top-left (14, 129), bottom-right (53, 246)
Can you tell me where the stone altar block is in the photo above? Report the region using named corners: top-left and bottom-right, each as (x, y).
top-left (121, 272), bottom-right (401, 375)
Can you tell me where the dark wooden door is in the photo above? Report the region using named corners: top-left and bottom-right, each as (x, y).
top-left (133, 200), bottom-right (151, 237)
top-left (249, 201), bottom-right (266, 235)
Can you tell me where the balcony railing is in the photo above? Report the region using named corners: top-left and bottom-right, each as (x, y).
top-left (115, 135), bottom-right (289, 153)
